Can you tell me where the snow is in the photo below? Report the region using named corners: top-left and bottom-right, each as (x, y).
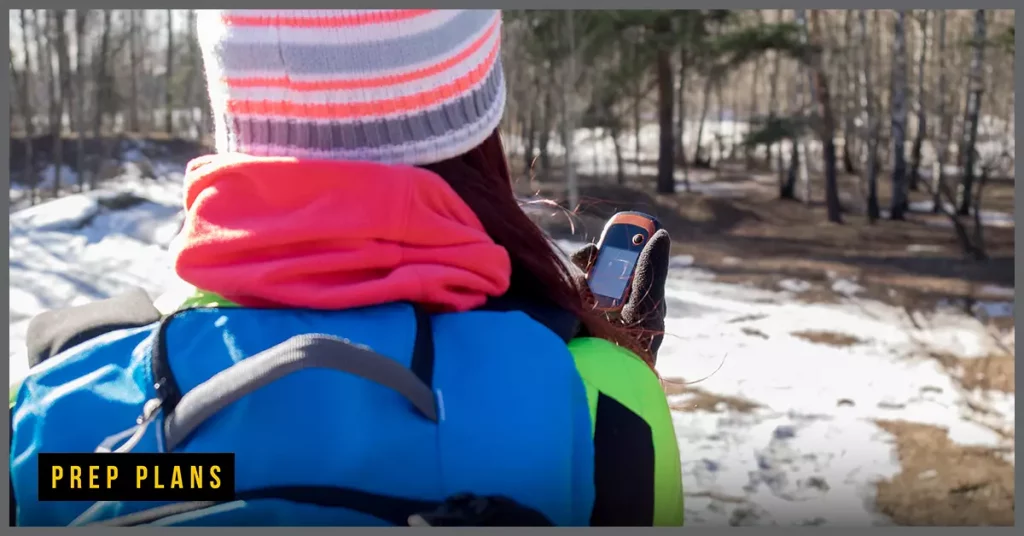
top-left (653, 276), bottom-right (1013, 525)
top-left (9, 194), bottom-right (101, 232)
top-left (905, 244), bottom-right (944, 253)
top-left (830, 278), bottom-right (865, 297)
top-left (7, 156), bottom-right (1014, 527)
top-left (669, 255), bottom-right (695, 268)
top-left (778, 279), bottom-right (812, 293)
top-left (8, 174), bottom-right (185, 383)
top-left (923, 210), bottom-right (1015, 229)
top-left (978, 284), bottom-right (1015, 299)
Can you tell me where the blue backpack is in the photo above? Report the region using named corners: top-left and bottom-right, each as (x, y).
top-left (10, 296), bottom-right (596, 526)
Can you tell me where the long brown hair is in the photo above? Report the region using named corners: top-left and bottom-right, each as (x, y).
top-left (420, 130), bottom-right (653, 365)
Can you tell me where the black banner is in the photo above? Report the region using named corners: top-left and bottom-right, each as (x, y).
top-left (38, 453), bottom-right (235, 502)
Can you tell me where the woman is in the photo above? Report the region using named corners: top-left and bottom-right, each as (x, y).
top-left (9, 9), bottom-right (681, 527)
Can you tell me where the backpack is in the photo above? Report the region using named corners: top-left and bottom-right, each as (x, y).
top-left (10, 292), bottom-right (596, 526)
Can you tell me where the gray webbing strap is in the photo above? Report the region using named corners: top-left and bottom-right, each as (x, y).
top-left (162, 334), bottom-right (438, 452)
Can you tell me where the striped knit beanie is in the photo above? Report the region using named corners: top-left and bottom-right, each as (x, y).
top-left (196, 10), bottom-right (506, 166)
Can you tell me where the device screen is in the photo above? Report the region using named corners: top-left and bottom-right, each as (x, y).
top-left (588, 245), bottom-right (641, 300)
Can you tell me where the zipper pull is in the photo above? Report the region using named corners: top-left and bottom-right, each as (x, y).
top-left (95, 399), bottom-right (162, 454)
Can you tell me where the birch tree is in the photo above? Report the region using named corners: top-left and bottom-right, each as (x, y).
top-left (128, 10), bottom-right (141, 133)
top-left (654, 13), bottom-right (676, 193)
top-left (561, 10), bottom-right (579, 209)
top-left (957, 9), bottom-right (987, 216)
top-left (806, 9), bottom-right (843, 222)
top-left (858, 10), bottom-right (881, 222)
top-left (931, 10), bottom-right (951, 213)
top-left (48, 10), bottom-right (71, 197)
top-left (18, 10), bottom-right (37, 204)
top-left (889, 10), bottom-right (910, 220)
top-left (791, 10), bottom-right (812, 204)
top-left (73, 10), bottom-right (88, 191)
top-left (908, 10), bottom-right (930, 192)
top-left (164, 10), bottom-right (174, 134)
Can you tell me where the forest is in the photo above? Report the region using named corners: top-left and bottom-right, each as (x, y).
top-left (7, 10), bottom-right (1016, 262)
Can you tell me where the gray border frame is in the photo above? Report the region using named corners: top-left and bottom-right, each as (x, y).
top-left (3, 2), bottom-right (1020, 531)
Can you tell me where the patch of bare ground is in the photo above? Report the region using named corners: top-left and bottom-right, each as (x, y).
top-left (515, 161), bottom-right (1013, 314)
top-left (928, 351), bottom-right (1015, 395)
top-left (874, 420), bottom-right (1014, 526)
top-left (790, 330), bottom-right (864, 347)
top-left (662, 378), bottom-right (761, 413)
top-left (959, 355), bottom-right (1015, 394)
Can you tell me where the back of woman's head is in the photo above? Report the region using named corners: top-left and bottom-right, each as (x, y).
top-left (196, 9), bottom-right (648, 362)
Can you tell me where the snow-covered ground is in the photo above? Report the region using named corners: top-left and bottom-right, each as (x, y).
top-left (505, 119), bottom-right (1014, 182)
top-left (8, 161), bottom-right (1015, 526)
top-left (552, 238), bottom-right (1015, 526)
top-left (8, 168), bottom-right (186, 381)
top-left (656, 274), bottom-right (1013, 526)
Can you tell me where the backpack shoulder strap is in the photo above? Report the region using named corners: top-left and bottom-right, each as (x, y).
top-left (477, 295), bottom-right (581, 343)
top-left (23, 290), bottom-right (578, 369)
top-left (25, 287), bottom-right (162, 368)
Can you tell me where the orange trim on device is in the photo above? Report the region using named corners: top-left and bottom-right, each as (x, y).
top-left (606, 213), bottom-right (657, 236)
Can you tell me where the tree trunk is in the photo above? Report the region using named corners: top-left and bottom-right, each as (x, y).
top-left (18, 11), bottom-right (35, 139)
top-left (969, 165), bottom-right (989, 260)
top-left (165, 10), bottom-right (175, 135)
top-left (35, 11), bottom-right (52, 203)
top-left (129, 10), bottom-right (141, 133)
top-left (36, 10), bottom-right (53, 136)
top-left (841, 10), bottom-right (858, 174)
top-left (908, 11), bottom-right (930, 192)
top-left (632, 93), bottom-right (642, 164)
top-left (34, 10), bottom-right (50, 136)
top-left (692, 75), bottom-right (713, 166)
top-left (92, 10), bottom-right (110, 140)
top-left (609, 124), bottom-right (625, 185)
top-left (88, 10), bottom-right (113, 191)
top-left (932, 10), bottom-right (950, 213)
top-left (675, 44), bottom-right (685, 163)
top-left (653, 15), bottom-right (675, 194)
top-left (858, 10), bottom-right (881, 222)
top-left (48, 10), bottom-right (70, 199)
top-left (783, 141), bottom-right (799, 200)
top-left (875, 10), bottom-right (892, 169)
top-left (767, 13), bottom-right (784, 179)
top-left (632, 38), bottom-right (643, 164)
top-left (957, 10), bottom-right (987, 216)
top-left (715, 82), bottom-right (725, 166)
top-left (523, 73), bottom-right (539, 174)
top-left (806, 10), bottom-right (843, 223)
top-left (727, 76), bottom-right (740, 160)
top-left (676, 18), bottom-right (694, 188)
top-left (746, 45), bottom-right (762, 170)
top-left (561, 11), bottom-right (579, 209)
top-left (18, 10), bottom-right (36, 204)
top-left (677, 40), bottom-right (691, 192)
top-left (889, 10), bottom-right (910, 220)
top-left (182, 10), bottom-right (201, 138)
top-left (791, 10), bottom-right (811, 204)
top-left (73, 10), bottom-right (88, 191)
top-left (538, 60), bottom-right (554, 175)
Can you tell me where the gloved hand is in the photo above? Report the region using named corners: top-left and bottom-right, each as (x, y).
top-left (570, 229), bottom-right (672, 363)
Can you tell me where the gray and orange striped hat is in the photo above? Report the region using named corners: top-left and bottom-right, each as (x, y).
top-left (197, 10), bottom-right (506, 165)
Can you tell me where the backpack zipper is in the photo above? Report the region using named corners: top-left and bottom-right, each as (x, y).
top-left (94, 398), bottom-right (162, 454)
